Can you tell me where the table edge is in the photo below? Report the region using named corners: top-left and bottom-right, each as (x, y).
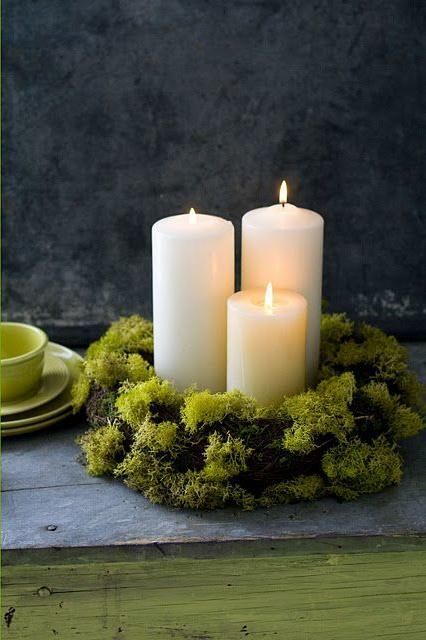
top-left (3, 533), bottom-right (426, 566)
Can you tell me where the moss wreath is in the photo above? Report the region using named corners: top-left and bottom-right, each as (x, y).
top-left (73, 313), bottom-right (425, 510)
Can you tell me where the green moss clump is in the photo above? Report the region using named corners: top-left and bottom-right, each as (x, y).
top-left (395, 370), bottom-right (425, 408)
top-left (86, 315), bottom-right (153, 360)
top-left (71, 315), bottom-right (154, 412)
top-left (359, 381), bottom-right (424, 440)
top-left (320, 313), bottom-right (354, 366)
top-left (116, 377), bottom-right (183, 428)
top-left (336, 326), bottom-right (407, 380)
top-left (182, 389), bottom-right (258, 433)
top-left (282, 373), bottom-right (356, 454)
top-left (78, 420), bottom-right (125, 476)
top-left (76, 313), bottom-right (424, 510)
top-left (172, 472), bottom-right (232, 510)
top-left (116, 449), bottom-right (174, 504)
top-left (134, 419), bottom-right (178, 452)
top-left (319, 314), bottom-right (418, 394)
top-left (71, 369), bottom-right (91, 412)
top-left (390, 405), bottom-right (424, 440)
top-left (322, 436), bottom-right (403, 500)
top-left (202, 433), bottom-right (251, 481)
top-left (84, 352), bottom-right (153, 389)
top-left (259, 475), bottom-right (326, 507)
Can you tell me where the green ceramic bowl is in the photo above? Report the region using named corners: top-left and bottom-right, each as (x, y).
top-left (1, 322), bottom-right (48, 403)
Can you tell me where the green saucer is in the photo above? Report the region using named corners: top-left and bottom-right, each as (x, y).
top-left (1, 408), bottom-right (74, 437)
top-left (1, 342), bottom-right (82, 429)
top-left (1, 351), bottom-right (69, 417)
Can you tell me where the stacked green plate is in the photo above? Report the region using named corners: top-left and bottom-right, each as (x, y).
top-left (1, 343), bottom-right (82, 437)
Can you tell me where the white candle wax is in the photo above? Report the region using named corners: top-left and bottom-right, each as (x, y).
top-left (152, 210), bottom-right (234, 392)
top-left (227, 286), bottom-right (307, 406)
top-left (241, 189), bottom-right (323, 387)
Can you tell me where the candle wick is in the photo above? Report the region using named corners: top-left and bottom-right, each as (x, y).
top-left (281, 202), bottom-right (286, 208)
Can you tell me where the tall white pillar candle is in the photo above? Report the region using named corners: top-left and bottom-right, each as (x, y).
top-left (153, 209), bottom-right (234, 392)
top-left (227, 284), bottom-right (307, 406)
top-left (242, 182), bottom-right (323, 387)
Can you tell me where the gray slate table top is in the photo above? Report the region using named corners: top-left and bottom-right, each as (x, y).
top-left (2, 344), bottom-right (426, 559)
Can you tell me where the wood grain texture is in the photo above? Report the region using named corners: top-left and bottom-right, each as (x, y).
top-left (3, 550), bottom-right (426, 639)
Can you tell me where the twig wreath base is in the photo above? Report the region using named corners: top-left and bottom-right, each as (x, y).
top-left (73, 314), bottom-right (425, 510)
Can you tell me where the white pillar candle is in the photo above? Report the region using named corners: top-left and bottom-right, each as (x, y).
top-left (241, 181), bottom-right (324, 387)
top-left (227, 284), bottom-right (307, 406)
top-left (152, 208), bottom-right (234, 392)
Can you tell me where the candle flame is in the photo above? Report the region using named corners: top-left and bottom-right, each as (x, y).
top-left (264, 282), bottom-right (273, 312)
top-left (188, 207), bottom-right (197, 224)
top-left (279, 180), bottom-right (287, 206)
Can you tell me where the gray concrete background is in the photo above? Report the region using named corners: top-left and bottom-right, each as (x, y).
top-left (3, 0), bottom-right (426, 343)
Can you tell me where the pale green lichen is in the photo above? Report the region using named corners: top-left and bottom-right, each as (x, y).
top-left (359, 381), bottom-right (424, 440)
top-left (336, 328), bottom-right (407, 381)
top-left (322, 436), bottom-right (403, 500)
top-left (78, 420), bottom-right (125, 476)
top-left (134, 418), bottom-right (178, 452)
top-left (84, 352), bottom-right (153, 389)
top-left (172, 471), bottom-right (232, 510)
top-left (394, 369), bottom-right (425, 409)
top-left (181, 389), bottom-right (258, 433)
top-left (86, 315), bottom-right (153, 359)
top-left (71, 368), bottom-right (91, 412)
top-left (202, 432), bottom-right (251, 481)
top-left (71, 316), bottom-right (154, 409)
top-left (320, 313), bottom-right (354, 365)
top-left (319, 315), bottom-right (414, 389)
top-left (259, 474), bottom-right (326, 507)
top-left (116, 377), bottom-right (182, 428)
top-left (282, 373), bottom-right (356, 454)
top-left (116, 449), bottom-right (174, 504)
top-left (75, 313), bottom-right (424, 510)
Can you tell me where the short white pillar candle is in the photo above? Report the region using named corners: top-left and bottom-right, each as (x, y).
top-left (152, 208), bottom-right (234, 392)
top-left (241, 181), bottom-right (323, 387)
top-left (227, 284), bottom-right (307, 406)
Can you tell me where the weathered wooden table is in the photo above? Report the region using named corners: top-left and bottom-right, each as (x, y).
top-left (2, 344), bottom-right (426, 640)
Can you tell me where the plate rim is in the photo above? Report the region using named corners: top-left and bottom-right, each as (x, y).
top-left (1, 343), bottom-right (83, 426)
top-left (1, 351), bottom-right (70, 417)
top-left (1, 407), bottom-right (74, 436)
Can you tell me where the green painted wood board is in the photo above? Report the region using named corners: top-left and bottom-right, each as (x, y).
top-left (3, 549), bottom-right (426, 639)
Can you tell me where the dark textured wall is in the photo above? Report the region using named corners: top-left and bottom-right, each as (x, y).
top-left (3, 0), bottom-right (426, 342)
